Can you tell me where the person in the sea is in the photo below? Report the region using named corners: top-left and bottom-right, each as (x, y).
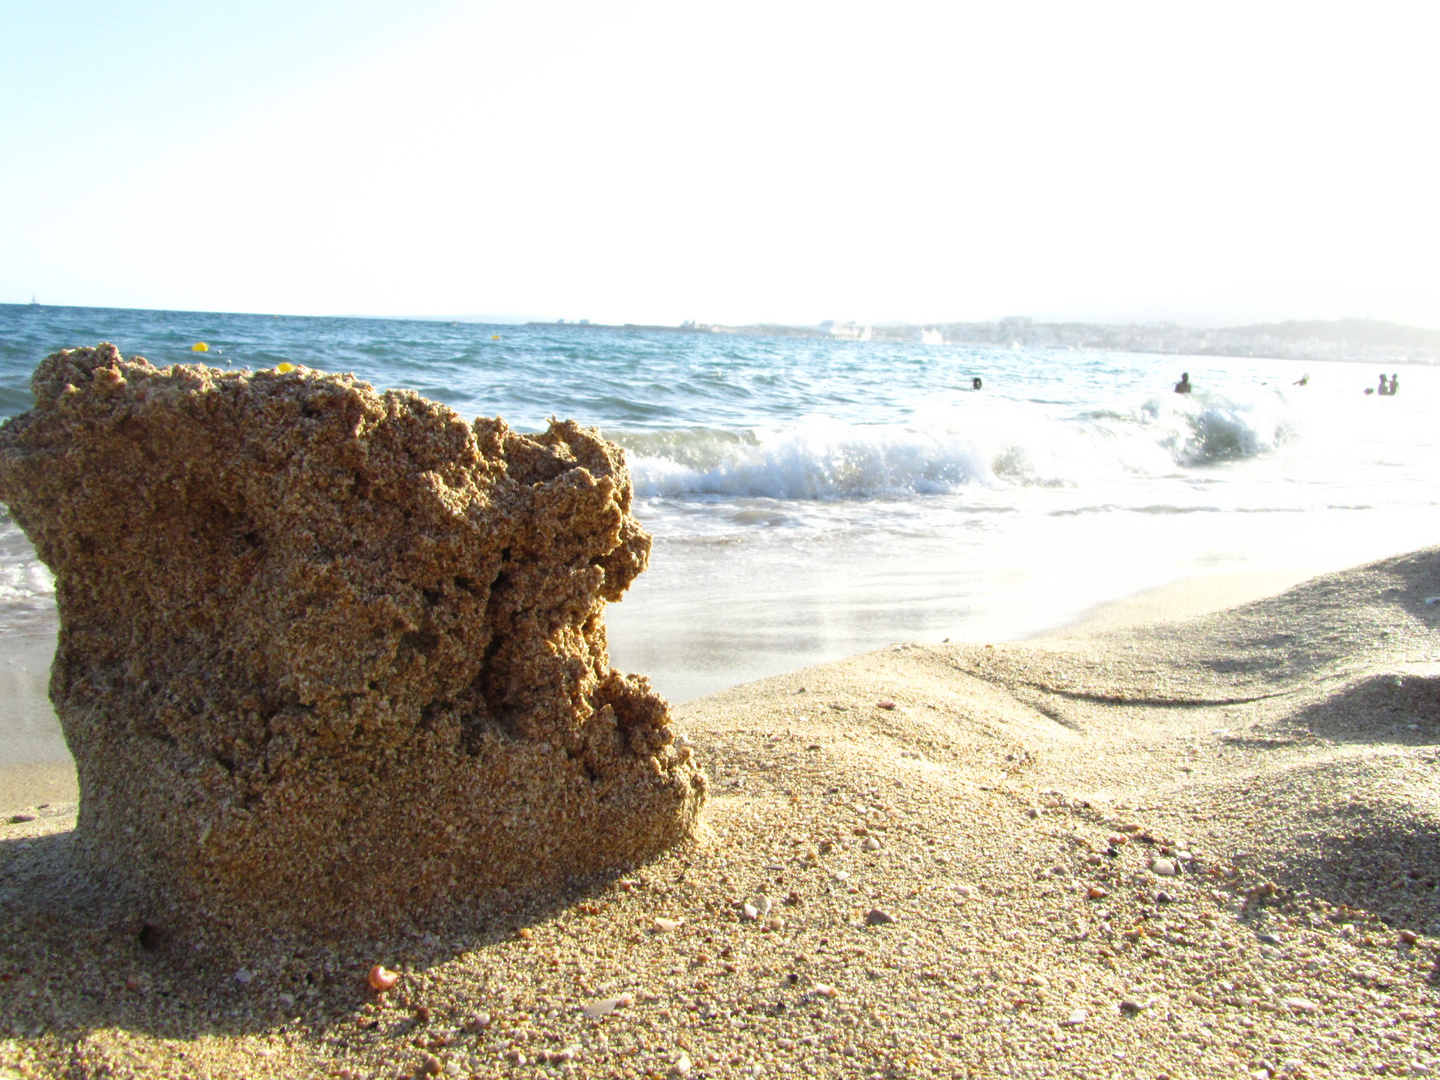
top-left (971, 377), bottom-right (983, 390)
top-left (1377, 373), bottom-right (1390, 396)
top-left (1174, 372), bottom-right (1192, 394)
top-left (1389, 374), bottom-right (1399, 395)
top-left (1293, 374), bottom-right (1309, 386)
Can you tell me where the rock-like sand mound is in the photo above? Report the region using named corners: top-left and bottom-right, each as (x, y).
top-left (0, 344), bottom-right (705, 947)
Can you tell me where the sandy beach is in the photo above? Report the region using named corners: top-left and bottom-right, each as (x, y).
top-left (0, 625), bottom-right (73, 814)
top-left (2, 548), bottom-right (1438, 1079)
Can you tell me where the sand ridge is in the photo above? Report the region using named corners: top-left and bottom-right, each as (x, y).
top-left (1, 548), bottom-right (1438, 1078)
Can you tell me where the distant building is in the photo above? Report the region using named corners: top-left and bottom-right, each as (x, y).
top-left (918, 328), bottom-right (944, 344)
top-left (827, 321), bottom-right (873, 341)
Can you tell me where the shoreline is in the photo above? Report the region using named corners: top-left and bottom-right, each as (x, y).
top-left (0, 565), bottom-right (1323, 812)
top-left (1030, 566), bottom-right (1326, 642)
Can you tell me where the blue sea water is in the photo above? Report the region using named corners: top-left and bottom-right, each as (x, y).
top-left (3, 303), bottom-right (1439, 704)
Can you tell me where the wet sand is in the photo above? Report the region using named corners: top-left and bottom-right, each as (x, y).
top-left (2, 549), bottom-right (1439, 1078)
top-left (0, 627), bottom-right (63, 756)
top-left (1032, 567), bottom-right (1329, 641)
top-left (0, 567), bottom-right (1315, 802)
top-left (0, 625), bottom-right (72, 815)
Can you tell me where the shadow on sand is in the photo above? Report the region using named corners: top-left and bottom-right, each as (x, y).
top-left (0, 826), bottom-right (633, 1047)
top-left (1287, 673), bottom-right (1440, 747)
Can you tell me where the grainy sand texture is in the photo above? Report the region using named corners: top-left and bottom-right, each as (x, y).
top-left (0, 346), bottom-right (704, 951)
top-left (2, 546), bottom-right (1438, 1079)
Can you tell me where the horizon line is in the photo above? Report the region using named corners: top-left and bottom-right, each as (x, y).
top-left (5, 300), bottom-right (1438, 336)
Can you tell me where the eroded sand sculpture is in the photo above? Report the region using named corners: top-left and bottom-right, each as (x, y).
top-left (0, 344), bottom-right (705, 946)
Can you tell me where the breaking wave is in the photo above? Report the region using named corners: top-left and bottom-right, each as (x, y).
top-left (620, 390), bottom-right (1302, 501)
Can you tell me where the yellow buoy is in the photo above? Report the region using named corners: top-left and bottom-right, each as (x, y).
top-left (276, 362), bottom-right (296, 374)
top-left (491, 334), bottom-right (500, 341)
top-left (191, 342), bottom-right (208, 352)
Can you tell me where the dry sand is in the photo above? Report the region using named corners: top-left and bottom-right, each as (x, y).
top-left (2, 548), bottom-right (1439, 1079)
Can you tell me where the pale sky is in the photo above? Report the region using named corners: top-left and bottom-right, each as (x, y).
top-left (3, 1), bottom-right (1438, 328)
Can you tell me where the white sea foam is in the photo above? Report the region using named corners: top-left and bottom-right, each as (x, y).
top-left (0, 516), bottom-right (55, 635)
top-left (0, 559), bottom-right (53, 602)
top-left (622, 387), bottom-right (1304, 502)
top-left (1149, 388), bottom-right (1300, 464)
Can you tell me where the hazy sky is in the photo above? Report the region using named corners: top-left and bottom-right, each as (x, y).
top-left (3, 1), bottom-right (1437, 327)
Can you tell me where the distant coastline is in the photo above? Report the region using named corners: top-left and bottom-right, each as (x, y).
top-left (7, 302), bottom-right (1435, 364)
top-left (528, 315), bottom-right (1440, 364)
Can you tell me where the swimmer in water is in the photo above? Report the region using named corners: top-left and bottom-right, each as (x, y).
top-left (1174, 372), bottom-right (1192, 394)
top-left (1389, 374), bottom-right (1399, 395)
top-left (1377, 373), bottom-right (1389, 396)
top-left (971, 377), bottom-right (983, 390)
top-left (1293, 374), bottom-right (1309, 386)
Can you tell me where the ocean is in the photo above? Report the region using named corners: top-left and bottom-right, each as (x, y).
top-left (3, 303), bottom-right (1438, 707)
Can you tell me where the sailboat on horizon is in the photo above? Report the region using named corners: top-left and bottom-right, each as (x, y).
top-left (28, 292), bottom-right (39, 306)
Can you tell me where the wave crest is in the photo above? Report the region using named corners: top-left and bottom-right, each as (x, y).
top-left (620, 389), bottom-right (1301, 501)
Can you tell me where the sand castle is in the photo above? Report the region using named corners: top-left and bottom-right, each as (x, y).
top-left (0, 344), bottom-right (705, 946)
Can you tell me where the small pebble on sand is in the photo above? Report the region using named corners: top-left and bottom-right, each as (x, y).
top-left (1063, 1009), bottom-right (1087, 1026)
top-left (654, 917), bottom-right (683, 932)
top-left (876, 700), bottom-right (896, 710)
top-left (583, 993), bottom-right (634, 1019)
top-left (865, 908), bottom-right (895, 926)
top-left (1151, 858), bottom-right (1178, 877)
top-left (861, 836), bottom-right (881, 851)
top-left (367, 965), bottom-right (399, 991)
top-left (742, 894), bottom-right (772, 921)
